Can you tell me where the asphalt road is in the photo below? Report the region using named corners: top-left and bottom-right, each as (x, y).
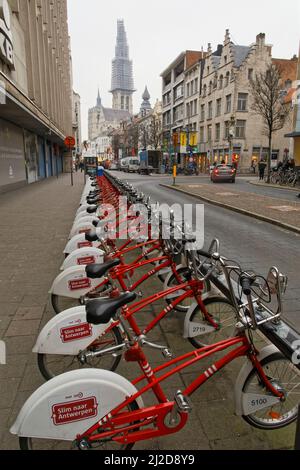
top-left (111, 171), bottom-right (300, 330)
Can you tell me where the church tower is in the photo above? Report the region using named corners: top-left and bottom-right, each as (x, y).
top-left (110, 19), bottom-right (135, 114)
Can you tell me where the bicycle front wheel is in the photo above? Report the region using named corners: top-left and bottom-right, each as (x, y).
top-left (242, 352), bottom-right (300, 430)
top-left (165, 268), bottom-right (210, 313)
top-left (37, 326), bottom-right (123, 380)
top-left (188, 297), bottom-right (237, 348)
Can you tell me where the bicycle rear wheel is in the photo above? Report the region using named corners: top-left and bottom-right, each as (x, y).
top-left (19, 401), bottom-right (140, 450)
top-left (37, 326), bottom-right (123, 380)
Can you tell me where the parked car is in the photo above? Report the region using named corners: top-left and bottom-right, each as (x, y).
top-left (126, 158), bottom-right (140, 173)
top-left (211, 164), bottom-right (236, 183)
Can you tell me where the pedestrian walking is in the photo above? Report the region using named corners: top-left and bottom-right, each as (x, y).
top-left (258, 159), bottom-right (267, 181)
top-left (79, 161), bottom-right (84, 173)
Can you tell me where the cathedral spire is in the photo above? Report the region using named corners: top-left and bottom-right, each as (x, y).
top-left (140, 86), bottom-right (151, 115)
top-left (96, 88), bottom-right (101, 107)
top-left (110, 19), bottom-right (135, 114)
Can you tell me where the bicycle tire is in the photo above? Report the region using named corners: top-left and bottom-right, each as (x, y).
top-left (242, 352), bottom-right (300, 430)
top-left (188, 297), bottom-right (236, 348)
top-left (165, 268), bottom-right (211, 313)
top-left (37, 325), bottom-right (123, 380)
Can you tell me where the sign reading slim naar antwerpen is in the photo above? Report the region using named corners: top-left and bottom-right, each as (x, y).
top-left (0, 0), bottom-right (14, 69)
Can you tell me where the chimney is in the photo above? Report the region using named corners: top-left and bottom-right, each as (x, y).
top-left (216, 44), bottom-right (223, 56)
top-left (256, 33), bottom-right (266, 46)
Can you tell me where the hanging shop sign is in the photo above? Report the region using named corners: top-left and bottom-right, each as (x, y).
top-left (0, 0), bottom-right (14, 69)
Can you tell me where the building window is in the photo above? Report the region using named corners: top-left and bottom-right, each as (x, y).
top-left (121, 96), bottom-right (124, 109)
top-left (219, 75), bottom-right (223, 89)
top-left (195, 78), bottom-right (198, 93)
top-left (248, 69), bottom-right (253, 81)
top-left (235, 120), bottom-right (246, 138)
top-left (207, 125), bottom-right (212, 142)
top-left (237, 93), bottom-right (248, 112)
top-left (126, 96), bottom-right (129, 111)
top-left (224, 55), bottom-right (227, 64)
top-left (200, 104), bottom-right (205, 121)
top-left (207, 66), bottom-right (210, 75)
top-left (224, 121), bottom-right (230, 139)
top-left (191, 81), bottom-right (194, 95)
top-left (215, 123), bottom-right (220, 141)
top-left (186, 103), bottom-right (190, 119)
top-left (174, 85), bottom-right (184, 101)
top-left (225, 94), bottom-right (232, 114)
top-left (209, 81), bottom-right (213, 94)
top-left (216, 98), bottom-right (222, 117)
top-left (208, 101), bottom-right (213, 119)
top-left (225, 71), bottom-right (230, 87)
top-left (200, 127), bottom-right (205, 143)
top-left (203, 84), bottom-right (207, 97)
top-left (187, 83), bottom-right (190, 97)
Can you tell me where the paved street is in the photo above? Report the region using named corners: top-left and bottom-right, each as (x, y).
top-left (0, 172), bottom-right (298, 450)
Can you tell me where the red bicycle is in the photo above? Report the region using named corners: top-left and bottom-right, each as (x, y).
top-left (12, 258), bottom-right (300, 449)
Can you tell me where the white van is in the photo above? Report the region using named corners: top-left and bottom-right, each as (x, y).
top-left (124, 157), bottom-right (140, 173)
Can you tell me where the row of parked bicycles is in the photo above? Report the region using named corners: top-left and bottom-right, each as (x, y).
top-left (267, 166), bottom-right (300, 187)
top-left (10, 172), bottom-right (300, 450)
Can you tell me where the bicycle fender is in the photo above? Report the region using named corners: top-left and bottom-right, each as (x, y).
top-left (10, 369), bottom-right (144, 440)
top-left (234, 344), bottom-right (280, 416)
top-left (74, 211), bottom-right (95, 222)
top-left (76, 204), bottom-right (90, 215)
top-left (61, 247), bottom-right (104, 271)
top-left (64, 234), bottom-right (99, 255)
top-left (32, 306), bottom-right (111, 355)
top-left (49, 265), bottom-right (102, 299)
top-left (70, 217), bottom-right (99, 239)
top-left (182, 292), bottom-right (213, 339)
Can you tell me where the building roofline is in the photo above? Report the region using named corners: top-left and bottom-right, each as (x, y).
top-left (160, 52), bottom-right (186, 77)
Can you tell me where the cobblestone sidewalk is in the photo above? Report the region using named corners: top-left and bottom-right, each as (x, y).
top-left (0, 172), bottom-right (84, 449)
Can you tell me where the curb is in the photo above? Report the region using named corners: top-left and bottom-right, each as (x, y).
top-left (248, 181), bottom-right (300, 193)
top-left (160, 184), bottom-right (300, 235)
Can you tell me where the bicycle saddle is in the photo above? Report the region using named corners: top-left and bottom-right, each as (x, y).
top-left (85, 259), bottom-right (121, 279)
top-left (85, 230), bottom-right (99, 242)
top-left (86, 292), bottom-right (137, 325)
top-left (86, 205), bottom-right (97, 214)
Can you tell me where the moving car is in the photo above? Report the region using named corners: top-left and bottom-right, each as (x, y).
top-left (211, 164), bottom-right (236, 183)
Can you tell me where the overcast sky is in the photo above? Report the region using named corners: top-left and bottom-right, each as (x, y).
top-left (67, 0), bottom-right (300, 140)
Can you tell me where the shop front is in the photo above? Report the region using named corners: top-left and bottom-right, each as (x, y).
top-left (0, 118), bottom-right (26, 193)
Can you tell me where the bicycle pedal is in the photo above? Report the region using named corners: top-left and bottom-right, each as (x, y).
top-left (162, 348), bottom-right (173, 358)
top-left (174, 391), bottom-right (192, 413)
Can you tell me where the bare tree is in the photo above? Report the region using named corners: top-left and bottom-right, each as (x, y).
top-left (148, 115), bottom-right (162, 150)
top-left (127, 123), bottom-right (139, 156)
top-left (250, 64), bottom-right (291, 183)
top-left (139, 122), bottom-right (149, 150)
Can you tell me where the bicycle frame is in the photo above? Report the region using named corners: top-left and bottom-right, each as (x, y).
top-left (92, 277), bottom-right (218, 350)
top-left (77, 332), bottom-right (283, 446)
